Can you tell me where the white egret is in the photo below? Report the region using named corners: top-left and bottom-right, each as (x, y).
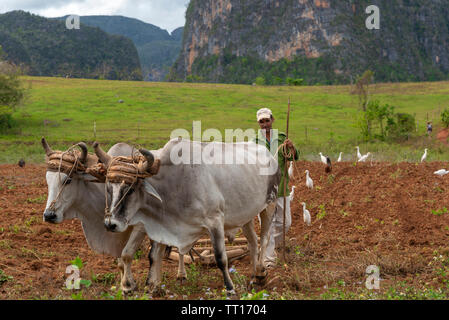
top-left (305, 170), bottom-right (313, 189)
top-left (355, 146), bottom-right (362, 160)
top-left (337, 152), bottom-right (342, 162)
top-left (421, 148), bottom-right (428, 163)
top-left (358, 152), bottom-right (371, 162)
top-left (301, 202), bottom-right (312, 226)
top-left (289, 186), bottom-right (296, 201)
top-left (434, 169), bottom-right (449, 176)
top-left (319, 152), bottom-right (327, 164)
top-left (288, 161), bottom-right (293, 179)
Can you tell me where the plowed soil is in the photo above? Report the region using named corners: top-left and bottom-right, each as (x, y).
top-left (1, 161), bottom-right (449, 299)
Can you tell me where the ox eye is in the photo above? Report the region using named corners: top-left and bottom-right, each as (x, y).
top-left (65, 178), bottom-right (72, 185)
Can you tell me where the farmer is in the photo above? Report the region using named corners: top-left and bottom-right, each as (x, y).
top-left (427, 122), bottom-right (433, 136)
top-left (253, 107), bottom-right (299, 268)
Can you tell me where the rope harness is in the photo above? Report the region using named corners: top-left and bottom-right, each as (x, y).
top-left (45, 145), bottom-right (86, 211)
top-left (101, 155), bottom-right (161, 221)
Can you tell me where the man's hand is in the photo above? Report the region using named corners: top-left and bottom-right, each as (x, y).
top-left (285, 138), bottom-right (295, 152)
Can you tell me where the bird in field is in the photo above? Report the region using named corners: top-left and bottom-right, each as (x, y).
top-left (305, 170), bottom-right (313, 189)
top-left (289, 186), bottom-right (296, 201)
top-left (355, 146), bottom-right (362, 161)
top-left (421, 148), bottom-right (428, 163)
top-left (325, 156), bottom-right (332, 173)
top-left (337, 152), bottom-right (342, 162)
top-left (301, 202), bottom-right (312, 226)
top-left (434, 169), bottom-right (449, 176)
top-left (288, 161), bottom-right (293, 179)
top-left (358, 152), bottom-right (371, 162)
top-left (18, 159), bottom-right (25, 168)
top-left (319, 152), bottom-right (327, 164)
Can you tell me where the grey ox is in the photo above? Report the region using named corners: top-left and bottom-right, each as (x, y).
top-left (41, 138), bottom-right (235, 294)
top-left (93, 138), bottom-right (280, 294)
top-left (42, 138), bottom-right (148, 293)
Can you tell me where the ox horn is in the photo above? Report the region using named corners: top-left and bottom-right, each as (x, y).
top-left (139, 148), bottom-right (155, 173)
top-left (92, 142), bottom-right (112, 166)
top-left (77, 142), bottom-right (88, 164)
top-left (41, 137), bottom-right (53, 156)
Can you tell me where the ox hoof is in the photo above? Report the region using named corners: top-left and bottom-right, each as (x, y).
top-left (121, 279), bottom-right (136, 295)
top-left (226, 289), bottom-right (238, 299)
top-left (177, 275), bottom-right (187, 284)
top-left (146, 283), bottom-right (166, 297)
top-left (255, 269), bottom-right (268, 286)
top-left (121, 284), bottom-right (136, 295)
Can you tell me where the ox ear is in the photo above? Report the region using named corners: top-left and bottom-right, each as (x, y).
top-left (143, 180), bottom-right (162, 203)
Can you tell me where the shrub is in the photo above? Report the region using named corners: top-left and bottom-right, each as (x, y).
top-left (286, 77), bottom-right (304, 86)
top-left (0, 48), bottom-right (25, 132)
top-left (254, 76), bottom-right (265, 85)
top-left (441, 108), bottom-right (449, 128)
top-left (387, 112), bottom-right (416, 141)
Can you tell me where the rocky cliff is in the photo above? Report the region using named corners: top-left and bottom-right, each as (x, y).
top-left (169, 0), bottom-right (449, 84)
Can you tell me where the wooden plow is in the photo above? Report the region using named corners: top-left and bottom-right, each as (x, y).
top-left (166, 237), bottom-right (259, 265)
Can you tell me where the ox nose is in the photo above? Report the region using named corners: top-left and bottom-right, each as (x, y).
top-left (104, 220), bottom-right (117, 232)
top-left (44, 209), bottom-right (57, 223)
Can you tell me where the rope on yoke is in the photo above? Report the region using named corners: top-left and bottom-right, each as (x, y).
top-left (46, 144), bottom-right (83, 211)
top-left (102, 154), bottom-right (161, 219)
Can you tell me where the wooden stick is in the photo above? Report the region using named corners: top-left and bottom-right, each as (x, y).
top-left (168, 252), bottom-right (193, 264)
top-left (172, 245), bottom-right (248, 253)
top-left (195, 237), bottom-right (254, 245)
top-left (194, 245), bottom-right (248, 252)
top-left (283, 98), bottom-right (291, 262)
top-left (228, 251), bottom-right (250, 264)
top-left (199, 249), bottom-right (246, 265)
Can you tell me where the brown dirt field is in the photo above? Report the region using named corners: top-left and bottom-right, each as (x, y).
top-left (1, 161), bottom-right (449, 299)
top-left (437, 129), bottom-right (449, 144)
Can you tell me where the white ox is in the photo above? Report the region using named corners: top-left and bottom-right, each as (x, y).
top-left (93, 138), bottom-right (280, 294)
top-left (42, 138), bottom-right (168, 293)
top-left (42, 138), bottom-right (217, 293)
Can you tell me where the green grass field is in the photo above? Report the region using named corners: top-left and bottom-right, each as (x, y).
top-left (1, 76), bottom-right (449, 163)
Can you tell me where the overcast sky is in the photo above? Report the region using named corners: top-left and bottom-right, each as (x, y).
top-left (0, 0), bottom-right (190, 33)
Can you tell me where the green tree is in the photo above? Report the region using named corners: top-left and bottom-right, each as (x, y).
top-left (386, 113), bottom-right (416, 141)
top-left (0, 46), bottom-right (25, 131)
top-left (366, 100), bottom-right (395, 139)
top-left (354, 70), bottom-right (374, 112)
top-left (254, 76), bottom-right (265, 85)
top-left (441, 108), bottom-right (449, 128)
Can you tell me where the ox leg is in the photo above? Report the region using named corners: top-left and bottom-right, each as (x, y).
top-left (209, 226), bottom-right (235, 295)
top-left (241, 221), bottom-right (258, 277)
top-left (177, 253), bottom-right (187, 282)
top-left (119, 226), bottom-right (146, 294)
top-left (146, 241), bottom-right (167, 296)
top-left (256, 203), bottom-right (276, 284)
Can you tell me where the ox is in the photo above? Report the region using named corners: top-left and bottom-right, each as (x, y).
top-left (42, 138), bottom-right (149, 293)
top-left (93, 138), bottom-right (280, 294)
top-left (41, 138), bottom-right (218, 293)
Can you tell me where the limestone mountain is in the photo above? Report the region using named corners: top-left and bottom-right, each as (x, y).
top-left (58, 15), bottom-right (184, 81)
top-left (0, 11), bottom-right (142, 80)
top-left (169, 0), bottom-right (449, 85)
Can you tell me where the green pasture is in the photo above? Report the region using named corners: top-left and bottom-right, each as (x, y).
top-left (1, 76), bottom-right (449, 163)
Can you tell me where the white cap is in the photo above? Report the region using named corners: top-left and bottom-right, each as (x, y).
top-left (256, 108), bottom-right (272, 122)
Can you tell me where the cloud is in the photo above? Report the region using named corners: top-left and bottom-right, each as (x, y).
top-left (0, 0), bottom-right (190, 32)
